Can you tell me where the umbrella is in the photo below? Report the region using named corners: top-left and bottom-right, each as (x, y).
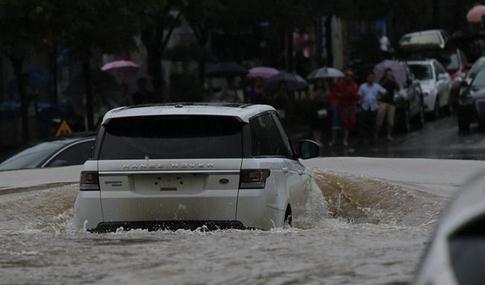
top-left (247, 67), bottom-right (280, 78)
top-left (373, 60), bottom-right (406, 87)
top-left (307, 67), bottom-right (344, 80)
top-left (206, 62), bottom-right (247, 77)
top-left (467, 5), bottom-right (485, 23)
top-left (266, 72), bottom-right (308, 91)
top-left (101, 60), bottom-right (139, 72)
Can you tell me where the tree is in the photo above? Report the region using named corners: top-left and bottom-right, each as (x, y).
top-left (0, 0), bottom-right (46, 142)
top-left (184, 0), bottom-right (224, 81)
top-left (52, 0), bottom-right (139, 130)
top-left (139, 0), bottom-right (184, 101)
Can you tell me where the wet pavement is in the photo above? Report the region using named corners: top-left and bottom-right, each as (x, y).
top-left (321, 115), bottom-right (485, 160)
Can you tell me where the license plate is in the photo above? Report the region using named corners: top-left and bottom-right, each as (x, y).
top-left (135, 175), bottom-right (185, 192)
top-left (155, 175), bottom-right (183, 191)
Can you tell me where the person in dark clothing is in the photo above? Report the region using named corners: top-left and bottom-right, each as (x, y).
top-left (376, 68), bottom-right (399, 141)
top-left (132, 77), bottom-right (157, 105)
top-left (309, 79), bottom-right (328, 143)
top-left (247, 77), bottom-right (269, 104)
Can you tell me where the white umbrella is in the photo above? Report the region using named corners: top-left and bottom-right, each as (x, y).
top-left (308, 67), bottom-right (344, 80)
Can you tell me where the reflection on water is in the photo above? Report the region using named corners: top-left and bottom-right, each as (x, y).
top-left (0, 172), bottom-right (445, 285)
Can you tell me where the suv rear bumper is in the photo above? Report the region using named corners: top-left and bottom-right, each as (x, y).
top-left (92, 220), bottom-right (247, 232)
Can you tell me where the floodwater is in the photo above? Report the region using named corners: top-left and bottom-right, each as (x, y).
top-left (0, 169), bottom-right (447, 285)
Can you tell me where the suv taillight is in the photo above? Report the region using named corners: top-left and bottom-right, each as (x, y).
top-left (80, 171), bottom-right (99, 191)
top-left (239, 169), bottom-right (270, 189)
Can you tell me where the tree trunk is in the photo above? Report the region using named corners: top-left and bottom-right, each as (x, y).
top-left (81, 53), bottom-right (94, 131)
top-left (196, 32), bottom-right (209, 86)
top-left (49, 46), bottom-right (58, 104)
top-left (146, 44), bottom-right (163, 102)
top-left (287, 32), bottom-right (294, 72)
top-left (12, 58), bottom-right (29, 143)
top-left (141, 10), bottom-right (183, 103)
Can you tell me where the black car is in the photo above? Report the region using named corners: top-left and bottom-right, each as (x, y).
top-left (0, 134), bottom-right (96, 171)
top-left (457, 66), bottom-right (485, 132)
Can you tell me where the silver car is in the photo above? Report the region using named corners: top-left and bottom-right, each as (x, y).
top-left (73, 103), bottom-right (320, 231)
top-left (414, 173), bottom-right (485, 285)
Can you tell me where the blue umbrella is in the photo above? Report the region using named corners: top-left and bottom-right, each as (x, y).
top-left (266, 72), bottom-right (308, 91)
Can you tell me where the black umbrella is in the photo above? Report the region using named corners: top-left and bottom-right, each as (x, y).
top-left (206, 62), bottom-right (247, 77)
top-left (265, 72), bottom-right (308, 92)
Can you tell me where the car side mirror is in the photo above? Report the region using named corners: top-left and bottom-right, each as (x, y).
top-left (298, 140), bottom-right (321, 160)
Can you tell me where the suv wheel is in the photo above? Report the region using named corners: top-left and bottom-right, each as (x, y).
top-left (415, 103), bottom-right (425, 129)
top-left (284, 205), bottom-right (292, 227)
top-left (402, 108), bottom-right (412, 133)
top-left (433, 97), bottom-right (440, 120)
top-left (448, 96), bottom-right (455, 114)
top-left (458, 117), bottom-right (470, 134)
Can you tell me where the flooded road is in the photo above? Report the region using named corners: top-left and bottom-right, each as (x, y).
top-left (0, 168), bottom-right (447, 285)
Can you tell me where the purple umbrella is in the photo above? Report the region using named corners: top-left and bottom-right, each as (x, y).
top-left (248, 67), bottom-right (280, 79)
top-left (374, 60), bottom-right (406, 87)
top-left (101, 60), bottom-right (139, 71)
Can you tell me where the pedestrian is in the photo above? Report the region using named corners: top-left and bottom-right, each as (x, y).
top-left (358, 72), bottom-right (387, 144)
top-left (273, 81), bottom-right (293, 128)
top-left (329, 70), bottom-right (359, 147)
top-left (247, 77), bottom-right (269, 104)
top-left (220, 77), bottom-right (244, 103)
top-left (378, 29), bottom-right (391, 58)
top-left (309, 79), bottom-right (328, 143)
top-left (377, 68), bottom-right (400, 141)
top-left (132, 77), bottom-right (156, 105)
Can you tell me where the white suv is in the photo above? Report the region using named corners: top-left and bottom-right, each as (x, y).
top-left (73, 103), bottom-right (320, 231)
top-left (408, 59), bottom-right (452, 117)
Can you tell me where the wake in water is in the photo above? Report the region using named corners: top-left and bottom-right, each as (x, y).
top-left (312, 169), bottom-right (446, 228)
top-left (0, 168), bottom-right (448, 285)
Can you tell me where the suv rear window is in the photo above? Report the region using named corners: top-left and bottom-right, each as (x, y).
top-left (99, 116), bottom-right (243, 159)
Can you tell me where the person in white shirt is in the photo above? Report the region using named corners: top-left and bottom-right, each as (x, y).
top-left (358, 72), bottom-right (387, 144)
top-left (378, 29), bottom-right (391, 58)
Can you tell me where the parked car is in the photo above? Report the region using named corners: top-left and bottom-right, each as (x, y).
top-left (394, 64), bottom-right (425, 132)
top-left (444, 49), bottom-right (470, 80)
top-left (408, 59), bottom-right (452, 118)
top-left (464, 56), bottom-right (485, 84)
top-left (456, 66), bottom-right (485, 132)
top-left (399, 30), bottom-right (450, 50)
top-left (73, 103), bottom-right (321, 232)
top-left (413, 173), bottom-right (485, 285)
top-left (440, 49), bottom-right (471, 110)
top-left (0, 134), bottom-right (96, 171)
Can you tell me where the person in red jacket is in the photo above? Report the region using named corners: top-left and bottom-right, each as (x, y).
top-left (329, 70), bottom-right (359, 147)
